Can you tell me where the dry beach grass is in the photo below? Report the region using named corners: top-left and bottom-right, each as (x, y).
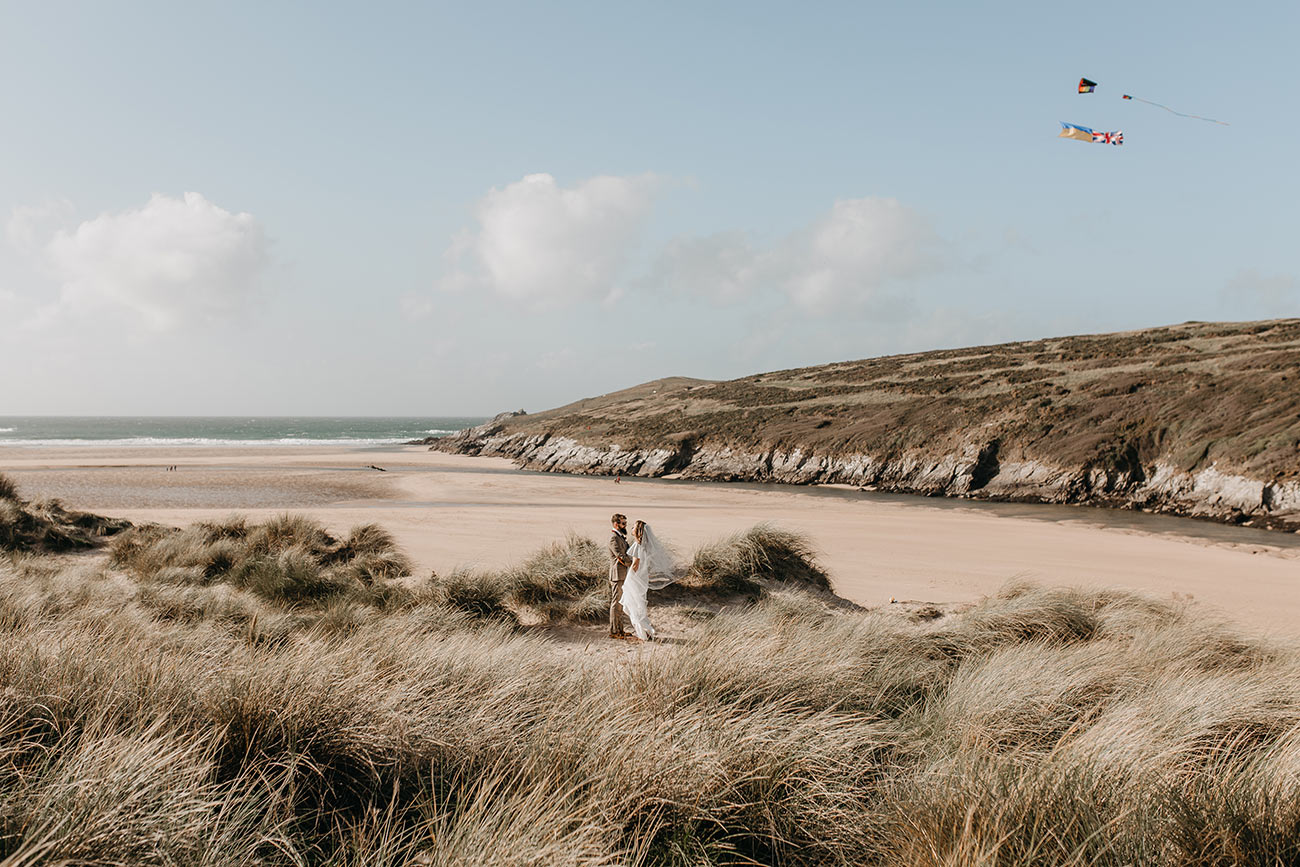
top-left (2, 474), bottom-right (1300, 864)
top-left (0, 474), bottom-right (132, 554)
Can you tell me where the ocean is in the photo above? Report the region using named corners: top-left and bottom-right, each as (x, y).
top-left (0, 417), bottom-right (487, 447)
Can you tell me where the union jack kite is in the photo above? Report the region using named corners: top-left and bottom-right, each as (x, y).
top-left (1058, 122), bottom-right (1123, 146)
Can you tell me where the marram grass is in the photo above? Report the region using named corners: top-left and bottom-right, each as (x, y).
top-left (0, 472), bottom-right (132, 553)
top-left (0, 512), bottom-right (1298, 865)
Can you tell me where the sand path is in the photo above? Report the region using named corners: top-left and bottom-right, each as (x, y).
top-left (3, 444), bottom-right (1297, 637)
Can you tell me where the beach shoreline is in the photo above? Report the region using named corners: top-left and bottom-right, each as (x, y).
top-left (3, 442), bottom-right (1297, 636)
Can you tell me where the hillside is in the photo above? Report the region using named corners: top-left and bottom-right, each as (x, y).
top-left (433, 319), bottom-right (1300, 530)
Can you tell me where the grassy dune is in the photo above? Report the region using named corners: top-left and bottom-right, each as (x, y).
top-left (430, 524), bottom-right (831, 624)
top-left (0, 474), bottom-right (132, 553)
top-left (0, 494), bottom-right (1297, 863)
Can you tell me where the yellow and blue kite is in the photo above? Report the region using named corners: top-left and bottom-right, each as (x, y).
top-left (1059, 122), bottom-right (1123, 146)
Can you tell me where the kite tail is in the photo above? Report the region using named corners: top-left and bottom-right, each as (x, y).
top-left (1122, 94), bottom-right (1229, 126)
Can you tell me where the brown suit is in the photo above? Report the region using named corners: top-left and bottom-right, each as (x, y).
top-left (608, 530), bottom-right (630, 635)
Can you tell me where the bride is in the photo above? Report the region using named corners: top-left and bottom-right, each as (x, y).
top-left (620, 520), bottom-right (678, 641)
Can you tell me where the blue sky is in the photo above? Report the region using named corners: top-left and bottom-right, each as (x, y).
top-left (1, 0), bottom-right (1295, 415)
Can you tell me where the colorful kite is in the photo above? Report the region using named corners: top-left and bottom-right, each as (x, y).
top-left (1120, 93), bottom-right (1228, 125)
top-left (1059, 122), bottom-right (1123, 145)
top-left (1078, 76), bottom-right (1229, 125)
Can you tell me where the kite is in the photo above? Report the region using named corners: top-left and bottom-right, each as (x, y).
top-left (1059, 122), bottom-right (1123, 145)
top-left (1077, 76), bottom-right (1229, 125)
top-left (1120, 93), bottom-right (1229, 125)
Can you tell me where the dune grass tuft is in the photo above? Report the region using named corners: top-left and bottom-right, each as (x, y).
top-left (0, 474), bottom-right (132, 553)
top-left (500, 532), bottom-right (608, 622)
top-left (506, 533), bottom-right (606, 605)
top-left (428, 566), bottom-right (519, 622)
top-left (684, 523), bottom-right (830, 593)
top-left (110, 513), bottom-right (414, 606)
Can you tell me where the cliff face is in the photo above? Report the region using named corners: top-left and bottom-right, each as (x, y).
top-left (434, 321), bottom-right (1300, 531)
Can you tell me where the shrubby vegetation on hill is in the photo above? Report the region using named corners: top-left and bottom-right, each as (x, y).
top-left (491, 319), bottom-right (1300, 479)
top-left (437, 320), bottom-right (1300, 528)
top-left (0, 508), bottom-right (1298, 865)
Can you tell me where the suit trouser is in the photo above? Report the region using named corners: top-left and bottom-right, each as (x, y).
top-left (609, 575), bottom-right (626, 634)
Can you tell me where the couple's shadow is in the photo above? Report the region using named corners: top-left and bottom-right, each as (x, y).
top-left (533, 623), bottom-right (691, 647)
top-left (642, 635), bottom-right (688, 646)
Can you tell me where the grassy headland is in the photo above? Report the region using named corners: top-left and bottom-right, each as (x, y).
top-left (433, 319), bottom-right (1300, 530)
top-left (0, 475), bottom-right (1298, 865)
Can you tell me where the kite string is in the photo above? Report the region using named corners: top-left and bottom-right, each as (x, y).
top-left (1123, 94), bottom-right (1229, 126)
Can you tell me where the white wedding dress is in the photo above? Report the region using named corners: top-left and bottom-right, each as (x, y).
top-left (621, 540), bottom-right (654, 640)
top-left (619, 525), bottom-right (678, 641)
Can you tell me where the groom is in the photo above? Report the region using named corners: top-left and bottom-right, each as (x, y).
top-left (607, 513), bottom-right (631, 638)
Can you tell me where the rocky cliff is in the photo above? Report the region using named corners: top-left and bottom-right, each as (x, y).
top-left (433, 321), bottom-right (1300, 531)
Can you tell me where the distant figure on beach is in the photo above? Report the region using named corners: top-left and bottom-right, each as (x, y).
top-left (620, 520), bottom-right (679, 642)
top-left (608, 513), bottom-right (631, 638)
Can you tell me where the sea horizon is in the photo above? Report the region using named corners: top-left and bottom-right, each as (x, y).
top-left (0, 416), bottom-right (487, 447)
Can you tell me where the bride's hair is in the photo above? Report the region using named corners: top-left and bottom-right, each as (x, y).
top-left (633, 520), bottom-right (646, 542)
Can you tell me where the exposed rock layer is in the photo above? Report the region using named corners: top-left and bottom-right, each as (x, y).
top-left (433, 321), bottom-right (1300, 532)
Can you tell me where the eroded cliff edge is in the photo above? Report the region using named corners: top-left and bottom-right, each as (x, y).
top-left (432, 320), bottom-right (1300, 532)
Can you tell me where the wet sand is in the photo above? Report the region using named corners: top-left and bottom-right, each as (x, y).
top-left (3, 444), bottom-right (1298, 636)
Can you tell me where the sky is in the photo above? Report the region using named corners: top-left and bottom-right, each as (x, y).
top-left (1, 0), bottom-right (1296, 416)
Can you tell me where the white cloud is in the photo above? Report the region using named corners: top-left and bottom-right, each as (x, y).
top-left (646, 231), bottom-right (759, 302)
top-left (648, 196), bottom-right (944, 315)
top-left (41, 192), bottom-right (268, 331)
top-left (780, 197), bottom-right (942, 313)
top-left (1222, 269), bottom-right (1298, 315)
top-left (434, 178), bottom-right (943, 322)
top-left (6, 200), bottom-right (75, 253)
top-left (442, 172), bottom-right (659, 308)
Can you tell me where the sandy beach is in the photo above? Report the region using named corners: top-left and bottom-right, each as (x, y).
top-left (3, 442), bottom-right (1298, 636)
